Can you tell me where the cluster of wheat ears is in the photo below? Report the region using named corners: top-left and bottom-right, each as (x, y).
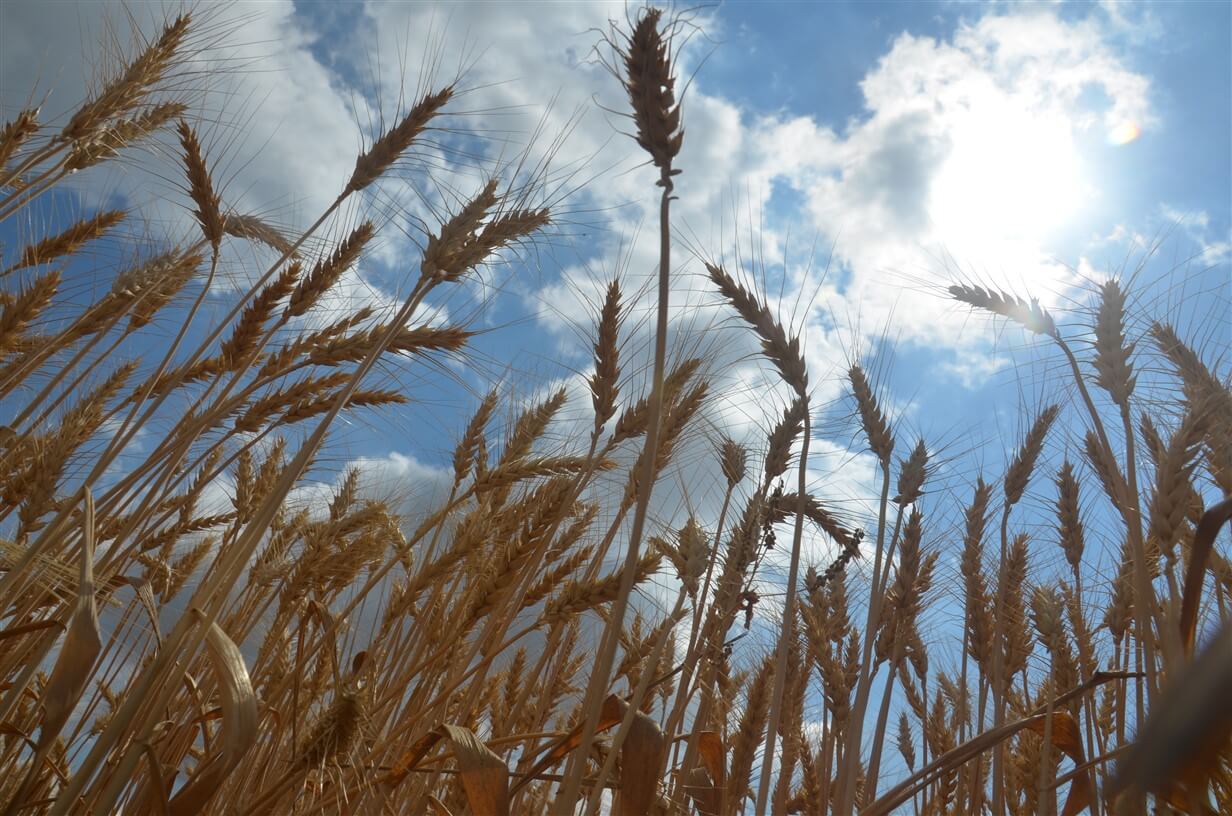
top-left (0, 7), bottom-right (1228, 816)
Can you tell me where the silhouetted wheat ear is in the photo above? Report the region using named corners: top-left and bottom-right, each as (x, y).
top-left (706, 262), bottom-right (808, 396)
top-left (893, 439), bottom-right (929, 506)
top-left (1030, 585), bottom-right (1066, 654)
top-left (719, 436), bottom-right (748, 487)
top-left (297, 688), bottom-right (364, 768)
top-left (897, 712), bottom-right (916, 771)
top-left (10, 210), bottom-right (125, 275)
top-left (127, 247), bottom-right (203, 329)
top-left (849, 364), bottom-right (894, 465)
top-left (1004, 404), bottom-right (1060, 508)
top-left (346, 86), bottom-right (453, 194)
top-left (1054, 460), bottom-right (1085, 577)
top-left (286, 222), bottom-right (375, 318)
top-left (65, 101), bottom-right (188, 172)
top-left (176, 119), bottom-right (223, 248)
top-left (218, 263), bottom-right (300, 369)
top-left (621, 8), bottom-right (683, 174)
top-left (224, 213), bottom-right (295, 256)
top-left (61, 14), bottom-right (191, 143)
top-left (0, 109), bottom-right (40, 169)
top-left (949, 283), bottom-right (1059, 338)
top-left (1147, 411), bottom-right (1203, 556)
top-left (589, 280), bottom-right (622, 430)
top-left (1093, 279), bottom-right (1136, 408)
top-left (543, 551), bottom-right (661, 626)
top-left (1151, 321), bottom-right (1230, 413)
top-left (961, 479), bottom-right (994, 669)
top-left (764, 396), bottom-right (808, 482)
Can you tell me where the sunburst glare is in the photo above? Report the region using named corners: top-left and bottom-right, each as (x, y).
top-left (929, 99), bottom-right (1089, 246)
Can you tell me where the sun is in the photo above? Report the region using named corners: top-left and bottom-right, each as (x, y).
top-left (928, 97), bottom-right (1089, 247)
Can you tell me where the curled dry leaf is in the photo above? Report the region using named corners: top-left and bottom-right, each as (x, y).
top-left (610, 695), bottom-right (666, 816)
top-left (1179, 496), bottom-right (1232, 655)
top-left (1022, 711), bottom-right (1090, 816)
top-left (381, 724), bottom-right (510, 815)
top-left (1110, 620), bottom-right (1232, 811)
top-left (36, 490), bottom-right (101, 751)
top-left (697, 730), bottom-right (726, 790)
top-left (439, 723), bottom-right (510, 816)
top-left (682, 731), bottom-right (724, 816)
top-left (165, 612), bottom-right (258, 816)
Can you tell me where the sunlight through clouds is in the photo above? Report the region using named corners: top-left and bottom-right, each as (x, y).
top-left (760, 7), bottom-right (1158, 370)
top-left (928, 102), bottom-right (1088, 245)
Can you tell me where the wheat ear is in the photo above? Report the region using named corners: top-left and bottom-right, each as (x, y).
top-left (347, 87), bottom-right (453, 194)
top-left (176, 119), bottom-right (223, 248)
top-left (620, 7), bottom-right (683, 177)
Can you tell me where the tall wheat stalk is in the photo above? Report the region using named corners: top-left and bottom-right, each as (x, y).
top-left (554, 9), bottom-right (684, 813)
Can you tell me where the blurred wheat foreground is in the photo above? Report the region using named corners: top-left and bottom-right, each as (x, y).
top-left (0, 7), bottom-right (1229, 816)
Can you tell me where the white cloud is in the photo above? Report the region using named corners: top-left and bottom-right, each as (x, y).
top-left (0, 1), bottom-right (1159, 361)
top-left (937, 346), bottom-right (1011, 389)
top-left (782, 12), bottom-right (1148, 338)
top-left (358, 3), bottom-right (1158, 397)
top-left (1160, 205), bottom-right (1232, 266)
top-left (3, 2), bottom-right (364, 222)
top-left (282, 450), bottom-right (451, 525)
top-left (1, 1), bottom-right (406, 318)
top-left (1098, 0), bottom-right (1166, 45)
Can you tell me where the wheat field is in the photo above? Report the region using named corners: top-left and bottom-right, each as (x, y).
top-left (0, 6), bottom-right (1228, 815)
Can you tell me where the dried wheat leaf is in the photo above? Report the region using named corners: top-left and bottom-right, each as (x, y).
top-left (37, 490), bottom-right (101, 751)
top-left (607, 695), bottom-right (665, 816)
top-left (683, 766), bottom-right (721, 816)
top-left (1110, 621), bottom-right (1232, 810)
top-left (509, 694), bottom-right (628, 794)
top-left (680, 732), bottom-right (726, 816)
top-left (380, 730), bottom-right (443, 788)
top-left (1022, 711), bottom-right (1090, 816)
top-left (696, 730), bottom-right (726, 789)
top-left (438, 723), bottom-right (510, 816)
top-left (166, 613), bottom-right (258, 816)
top-left (381, 723), bottom-right (511, 813)
top-left (427, 796), bottom-right (453, 815)
top-left (1180, 497), bottom-right (1232, 655)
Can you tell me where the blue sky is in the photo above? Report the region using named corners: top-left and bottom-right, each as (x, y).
top-left (2, 0), bottom-right (1229, 643)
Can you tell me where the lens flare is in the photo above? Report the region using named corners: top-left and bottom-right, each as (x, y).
top-left (1108, 121), bottom-right (1141, 145)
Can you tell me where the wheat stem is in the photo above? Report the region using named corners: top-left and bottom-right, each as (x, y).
top-left (756, 409), bottom-right (811, 815)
